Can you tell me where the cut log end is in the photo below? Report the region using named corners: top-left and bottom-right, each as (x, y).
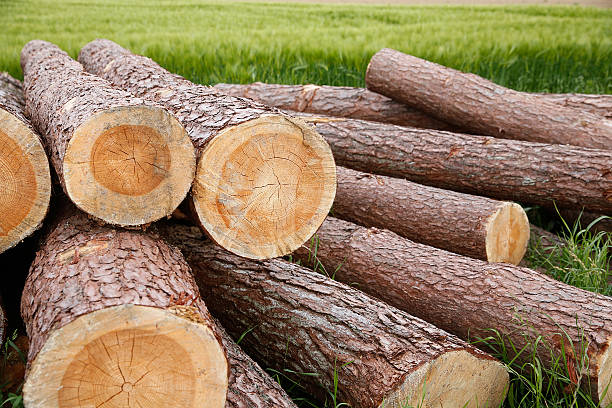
top-left (598, 338), bottom-right (612, 406)
top-left (192, 114), bottom-right (336, 259)
top-left (24, 305), bottom-right (228, 408)
top-left (382, 349), bottom-right (509, 408)
top-left (485, 202), bottom-right (530, 265)
top-left (63, 105), bottom-right (195, 226)
top-left (0, 109), bottom-right (50, 253)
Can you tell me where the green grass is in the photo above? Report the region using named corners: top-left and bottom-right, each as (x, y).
top-left (1, 0), bottom-right (611, 92)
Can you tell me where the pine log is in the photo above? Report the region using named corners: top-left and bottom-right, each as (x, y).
top-left (20, 206), bottom-right (229, 408)
top-left (366, 48), bottom-right (612, 150)
top-left (293, 217), bottom-right (612, 405)
top-left (558, 209), bottom-right (612, 234)
top-left (79, 39), bottom-right (336, 260)
top-left (298, 115), bottom-right (612, 214)
top-left (216, 83), bottom-right (612, 124)
top-left (218, 318), bottom-right (298, 408)
top-left (534, 93), bottom-right (612, 119)
top-left (0, 73), bottom-right (50, 253)
top-left (214, 82), bottom-right (454, 130)
top-left (21, 40), bottom-right (195, 227)
top-left (160, 222), bottom-right (509, 408)
top-left (334, 167), bottom-right (529, 264)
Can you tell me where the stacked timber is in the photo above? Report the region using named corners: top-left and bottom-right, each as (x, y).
top-left (159, 222), bottom-right (510, 408)
top-left (79, 39), bottom-right (336, 260)
top-left (21, 204), bottom-right (229, 408)
top-left (0, 73), bottom-right (50, 253)
top-left (292, 217), bottom-right (612, 406)
top-left (21, 40), bottom-right (196, 227)
top-left (333, 166), bottom-right (530, 264)
top-left (365, 48), bottom-right (612, 149)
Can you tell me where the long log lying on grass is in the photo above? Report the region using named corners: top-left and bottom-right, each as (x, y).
top-left (298, 115), bottom-right (612, 214)
top-left (219, 318), bottom-right (298, 408)
top-left (214, 82), bottom-right (454, 130)
top-left (160, 222), bottom-right (509, 408)
top-left (21, 41), bottom-right (195, 227)
top-left (334, 167), bottom-right (530, 264)
top-left (534, 93), bottom-right (612, 119)
top-left (366, 48), bottom-right (612, 150)
top-left (0, 73), bottom-right (50, 253)
top-left (293, 217), bottom-right (612, 405)
top-left (80, 39), bottom-right (336, 260)
top-left (21, 206), bottom-right (229, 408)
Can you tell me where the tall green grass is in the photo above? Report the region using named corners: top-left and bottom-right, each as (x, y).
top-left (1, 0), bottom-right (611, 92)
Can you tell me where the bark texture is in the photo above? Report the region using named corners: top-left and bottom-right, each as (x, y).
top-left (535, 93), bottom-right (612, 119)
top-left (558, 209), bottom-right (612, 234)
top-left (293, 217), bottom-right (612, 404)
top-left (0, 72), bottom-right (31, 126)
top-left (299, 115), bottom-right (612, 214)
top-left (160, 222), bottom-right (508, 408)
top-left (79, 40), bottom-right (277, 152)
top-left (214, 82), bottom-right (453, 130)
top-left (366, 48), bottom-right (612, 149)
top-left (21, 40), bottom-right (150, 191)
top-left (334, 167), bottom-right (528, 263)
top-left (218, 318), bottom-right (297, 408)
top-left (20, 204), bottom-right (224, 367)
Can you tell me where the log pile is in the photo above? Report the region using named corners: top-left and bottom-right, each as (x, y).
top-left (0, 39), bottom-right (610, 408)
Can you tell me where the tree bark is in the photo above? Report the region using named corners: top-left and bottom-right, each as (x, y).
top-left (366, 48), bottom-right (612, 150)
top-left (160, 222), bottom-right (509, 408)
top-left (534, 93), bottom-right (612, 119)
top-left (0, 72), bottom-right (50, 254)
top-left (79, 39), bottom-right (336, 260)
top-left (558, 209), bottom-right (612, 234)
top-left (218, 318), bottom-right (298, 408)
top-left (20, 40), bottom-right (195, 227)
top-left (20, 204), bottom-right (229, 408)
top-left (214, 82), bottom-right (454, 130)
top-left (293, 216), bottom-right (612, 405)
top-left (334, 167), bottom-right (529, 264)
top-left (297, 114), bottom-right (612, 214)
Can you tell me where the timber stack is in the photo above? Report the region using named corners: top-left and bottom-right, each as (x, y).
top-left (0, 39), bottom-right (610, 408)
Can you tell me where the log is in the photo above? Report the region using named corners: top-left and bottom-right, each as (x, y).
top-left (558, 209), bottom-right (612, 234)
top-left (366, 48), bottom-right (612, 150)
top-left (0, 72), bottom-right (50, 253)
top-left (21, 40), bottom-right (196, 227)
top-left (20, 205), bottom-right (229, 408)
top-left (214, 82), bottom-right (454, 130)
top-left (79, 39), bottom-right (336, 260)
top-left (219, 318), bottom-right (297, 408)
top-left (334, 167), bottom-right (530, 264)
top-left (298, 115), bottom-right (612, 214)
top-left (160, 222), bottom-right (509, 408)
top-left (293, 217), bottom-right (612, 405)
top-left (534, 93), bottom-right (612, 119)
top-left (215, 82), bottom-right (611, 129)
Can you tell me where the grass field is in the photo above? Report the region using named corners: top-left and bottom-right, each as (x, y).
top-left (0, 1), bottom-right (611, 407)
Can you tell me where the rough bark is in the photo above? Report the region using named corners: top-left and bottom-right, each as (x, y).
top-left (535, 93), bottom-right (612, 119)
top-left (0, 72), bottom-right (51, 253)
top-left (298, 114), bottom-right (612, 214)
top-left (366, 48), bottom-right (612, 150)
top-left (214, 82), bottom-right (454, 130)
top-left (160, 222), bottom-right (509, 408)
top-left (293, 217), bottom-right (612, 405)
top-left (21, 40), bottom-right (195, 227)
top-left (79, 39), bottom-right (336, 260)
top-left (21, 203), bottom-right (228, 408)
top-left (218, 318), bottom-right (298, 408)
top-left (334, 167), bottom-right (529, 264)
top-left (558, 209), bottom-right (612, 234)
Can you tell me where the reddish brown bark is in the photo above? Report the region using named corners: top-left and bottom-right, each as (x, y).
top-left (293, 217), bottom-right (612, 404)
top-left (298, 115), bottom-right (612, 214)
top-left (160, 222), bottom-right (508, 408)
top-left (334, 167), bottom-right (528, 264)
top-left (214, 82), bottom-right (453, 130)
top-left (535, 93), bottom-right (612, 119)
top-left (366, 48), bottom-right (612, 150)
